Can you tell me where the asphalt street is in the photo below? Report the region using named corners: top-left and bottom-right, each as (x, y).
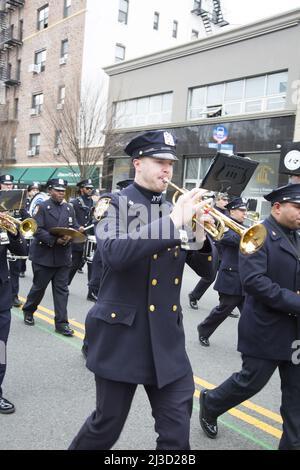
top-left (0, 261), bottom-right (281, 451)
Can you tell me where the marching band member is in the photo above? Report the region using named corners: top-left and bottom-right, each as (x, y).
top-left (69, 179), bottom-right (95, 300)
top-left (22, 178), bottom-right (82, 336)
top-left (19, 182), bottom-right (40, 278)
top-left (0, 211), bottom-right (27, 413)
top-left (0, 175), bottom-right (23, 308)
top-left (199, 184), bottom-right (300, 450)
top-left (196, 197), bottom-right (247, 347)
top-left (69, 129), bottom-right (218, 450)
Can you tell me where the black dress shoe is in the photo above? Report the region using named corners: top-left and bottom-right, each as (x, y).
top-left (19, 272), bottom-right (25, 278)
top-left (12, 296), bottom-right (22, 308)
top-left (55, 325), bottom-right (74, 336)
top-left (0, 397), bottom-right (15, 414)
top-left (23, 312), bottom-right (35, 326)
top-left (77, 268), bottom-right (84, 274)
top-left (197, 325), bottom-right (210, 346)
top-left (228, 312), bottom-right (239, 318)
top-left (188, 293), bottom-right (198, 310)
top-left (199, 389), bottom-right (218, 439)
top-left (87, 292), bottom-right (97, 302)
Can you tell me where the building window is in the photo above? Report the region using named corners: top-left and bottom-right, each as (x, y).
top-left (115, 43), bottom-right (125, 63)
top-left (113, 92), bottom-right (173, 129)
top-left (153, 12), bottom-right (159, 30)
top-left (35, 49), bottom-right (47, 72)
top-left (29, 134), bottom-right (40, 155)
top-left (172, 21), bottom-right (178, 38)
top-left (55, 129), bottom-right (62, 146)
top-left (14, 98), bottom-right (18, 119)
top-left (37, 4), bottom-right (49, 30)
top-left (187, 71), bottom-right (288, 120)
top-left (118, 0), bottom-right (129, 24)
top-left (63, 0), bottom-right (71, 18)
top-left (16, 59), bottom-right (21, 80)
top-left (191, 29), bottom-right (199, 39)
top-left (19, 19), bottom-right (23, 41)
top-left (60, 39), bottom-right (69, 61)
top-left (58, 85), bottom-right (65, 105)
top-left (11, 137), bottom-right (17, 160)
top-left (31, 93), bottom-right (44, 115)
top-left (183, 156), bottom-right (213, 190)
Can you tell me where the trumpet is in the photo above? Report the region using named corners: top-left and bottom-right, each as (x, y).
top-left (0, 212), bottom-right (37, 238)
top-left (164, 180), bottom-right (267, 255)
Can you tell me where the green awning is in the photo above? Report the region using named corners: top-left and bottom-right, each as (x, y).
top-left (19, 167), bottom-right (56, 185)
top-left (2, 167), bottom-right (27, 182)
top-left (51, 166), bottom-right (81, 186)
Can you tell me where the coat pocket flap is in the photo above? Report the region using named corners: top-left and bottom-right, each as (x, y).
top-left (90, 302), bottom-right (137, 326)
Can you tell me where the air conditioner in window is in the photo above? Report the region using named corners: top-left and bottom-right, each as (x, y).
top-left (30, 108), bottom-right (38, 116)
top-left (56, 103), bottom-right (64, 110)
top-left (53, 147), bottom-right (60, 155)
top-left (59, 56), bottom-right (67, 65)
top-left (28, 64), bottom-right (41, 74)
top-left (26, 147), bottom-right (36, 156)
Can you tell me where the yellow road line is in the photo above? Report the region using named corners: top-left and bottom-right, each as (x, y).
top-left (19, 296), bottom-right (85, 331)
top-left (19, 296), bottom-right (282, 437)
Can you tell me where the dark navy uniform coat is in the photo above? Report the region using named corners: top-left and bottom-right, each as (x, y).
top-left (85, 184), bottom-right (218, 388)
top-left (70, 196), bottom-right (94, 252)
top-left (29, 198), bottom-right (79, 267)
top-left (213, 226), bottom-right (243, 296)
top-left (238, 217), bottom-right (300, 361)
top-left (0, 232), bottom-right (27, 311)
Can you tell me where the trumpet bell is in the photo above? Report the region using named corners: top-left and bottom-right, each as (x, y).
top-left (20, 218), bottom-right (38, 238)
top-left (240, 224), bottom-right (267, 255)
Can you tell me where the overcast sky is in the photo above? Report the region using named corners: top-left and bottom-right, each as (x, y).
top-left (222, 0), bottom-right (300, 26)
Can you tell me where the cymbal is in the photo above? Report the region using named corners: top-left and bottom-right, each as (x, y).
top-left (50, 227), bottom-right (87, 244)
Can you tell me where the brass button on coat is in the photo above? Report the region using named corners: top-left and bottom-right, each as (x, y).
top-left (111, 313), bottom-right (116, 319)
top-left (172, 305), bottom-right (178, 312)
top-left (208, 256), bottom-right (212, 261)
top-left (174, 278), bottom-right (180, 285)
top-left (149, 305), bottom-right (156, 312)
top-left (153, 254), bottom-right (158, 260)
top-left (151, 279), bottom-right (158, 286)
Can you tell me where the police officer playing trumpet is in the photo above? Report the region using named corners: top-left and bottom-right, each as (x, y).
top-left (22, 178), bottom-right (83, 336)
top-left (69, 129), bottom-right (218, 450)
top-left (0, 199), bottom-right (27, 413)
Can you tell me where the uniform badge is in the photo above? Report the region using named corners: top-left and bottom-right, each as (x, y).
top-left (164, 131), bottom-right (175, 146)
top-left (94, 197), bottom-right (111, 221)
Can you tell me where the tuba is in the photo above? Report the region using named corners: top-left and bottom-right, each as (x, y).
top-left (164, 180), bottom-right (267, 255)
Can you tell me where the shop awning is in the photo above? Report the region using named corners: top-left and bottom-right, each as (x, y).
top-left (50, 166), bottom-right (81, 186)
top-left (19, 167), bottom-right (56, 185)
top-left (2, 167), bottom-right (27, 182)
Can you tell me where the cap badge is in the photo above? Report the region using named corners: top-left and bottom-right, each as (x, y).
top-left (164, 132), bottom-right (175, 146)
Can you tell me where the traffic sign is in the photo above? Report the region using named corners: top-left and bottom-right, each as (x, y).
top-left (212, 125), bottom-right (228, 144)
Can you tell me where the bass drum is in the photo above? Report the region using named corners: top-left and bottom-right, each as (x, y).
top-left (28, 192), bottom-right (49, 216)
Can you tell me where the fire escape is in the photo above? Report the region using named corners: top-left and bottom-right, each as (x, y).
top-left (0, 1), bottom-right (24, 95)
top-left (191, 0), bottom-right (229, 36)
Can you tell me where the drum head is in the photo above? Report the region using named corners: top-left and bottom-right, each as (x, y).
top-left (28, 192), bottom-right (49, 216)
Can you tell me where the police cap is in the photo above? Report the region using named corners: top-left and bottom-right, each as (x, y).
top-left (47, 178), bottom-right (68, 190)
top-left (264, 183), bottom-right (300, 205)
top-left (28, 181), bottom-right (40, 191)
top-left (0, 174), bottom-right (14, 184)
top-left (225, 197), bottom-right (247, 211)
top-left (124, 130), bottom-right (178, 161)
top-left (76, 178), bottom-right (94, 188)
top-left (116, 179), bottom-right (134, 189)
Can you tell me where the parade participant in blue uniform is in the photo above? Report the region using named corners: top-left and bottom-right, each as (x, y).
top-left (196, 197), bottom-right (247, 347)
top-left (188, 193), bottom-right (229, 309)
top-left (0, 213), bottom-right (26, 413)
top-left (69, 129), bottom-right (218, 450)
top-left (199, 184), bottom-right (300, 450)
top-left (69, 179), bottom-right (94, 299)
top-left (19, 182), bottom-right (40, 278)
top-left (0, 175), bottom-right (23, 308)
top-left (22, 178), bottom-right (81, 336)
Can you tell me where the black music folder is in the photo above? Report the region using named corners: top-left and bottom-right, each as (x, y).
top-left (0, 189), bottom-right (27, 211)
top-left (200, 152), bottom-right (259, 196)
